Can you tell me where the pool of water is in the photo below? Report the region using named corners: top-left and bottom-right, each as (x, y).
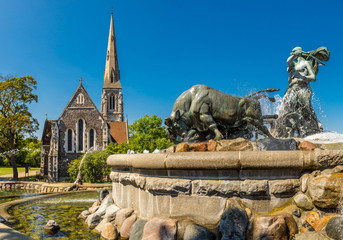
top-left (7, 191), bottom-right (100, 240)
top-left (0, 189), bottom-right (38, 196)
top-left (0, 189), bottom-right (42, 204)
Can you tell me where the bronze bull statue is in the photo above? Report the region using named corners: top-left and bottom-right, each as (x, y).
top-left (165, 85), bottom-right (278, 142)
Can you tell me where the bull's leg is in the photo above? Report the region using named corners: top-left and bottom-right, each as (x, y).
top-left (184, 129), bottom-right (200, 142)
top-left (243, 117), bottom-right (274, 138)
top-left (199, 104), bottom-right (224, 141)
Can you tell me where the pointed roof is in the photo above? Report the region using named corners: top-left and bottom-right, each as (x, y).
top-left (58, 81), bottom-right (104, 121)
top-left (103, 13), bottom-right (121, 89)
top-left (41, 119), bottom-right (52, 145)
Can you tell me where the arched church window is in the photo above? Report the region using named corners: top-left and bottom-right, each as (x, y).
top-left (67, 129), bottom-right (73, 151)
top-left (89, 129), bottom-right (95, 149)
top-left (78, 119), bottom-right (84, 152)
top-left (77, 94), bottom-right (84, 104)
top-left (109, 95), bottom-right (115, 110)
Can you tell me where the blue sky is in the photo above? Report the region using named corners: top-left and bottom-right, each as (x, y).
top-left (1, 0), bottom-right (343, 137)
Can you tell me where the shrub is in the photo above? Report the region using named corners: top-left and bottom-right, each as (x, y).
top-left (68, 150), bottom-right (111, 183)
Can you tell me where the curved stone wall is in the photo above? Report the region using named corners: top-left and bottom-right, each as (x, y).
top-left (107, 150), bottom-right (343, 226)
top-left (0, 181), bottom-right (111, 193)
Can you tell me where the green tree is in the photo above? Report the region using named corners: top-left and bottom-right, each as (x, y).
top-left (107, 114), bottom-right (172, 154)
top-left (0, 75), bottom-right (38, 180)
top-left (106, 142), bottom-right (130, 155)
top-left (16, 138), bottom-right (41, 167)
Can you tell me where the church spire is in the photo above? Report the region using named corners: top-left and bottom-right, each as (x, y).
top-left (103, 12), bottom-right (121, 89)
top-left (101, 12), bottom-right (124, 123)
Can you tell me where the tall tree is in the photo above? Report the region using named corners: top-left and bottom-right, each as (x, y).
top-left (0, 75), bottom-right (38, 180)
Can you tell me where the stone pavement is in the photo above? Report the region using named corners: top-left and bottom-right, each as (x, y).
top-left (0, 223), bottom-right (34, 240)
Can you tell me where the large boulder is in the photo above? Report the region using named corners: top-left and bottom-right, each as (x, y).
top-left (256, 138), bottom-right (298, 151)
top-left (184, 223), bottom-right (215, 240)
top-left (44, 220), bottom-right (60, 235)
top-left (94, 194), bottom-right (114, 216)
top-left (100, 188), bottom-right (110, 201)
top-left (219, 199), bottom-right (249, 240)
top-left (114, 208), bottom-right (134, 230)
top-left (79, 210), bottom-right (90, 220)
top-left (101, 222), bottom-right (118, 240)
top-left (129, 219), bottom-right (147, 240)
top-left (251, 213), bottom-right (298, 240)
top-left (95, 217), bottom-right (111, 234)
top-left (175, 142), bottom-right (189, 152)
top-left (216, 138), bottom-right (253, 151)
top-left (207, 139), bottom-right (217, 151)
top-left (119, 214), bottom-right (137, 239)
top-left (325, 216), bottom-right (343, 240)
top-left (141, 218), bottom-right (177, 240)
top-left (299, 141), bottom-right (318, 151)
top-left (301, 211), bottom-right (338, 232)
top-left (189, 142), bottom-right (207, 152)
top-left (86, 213), bottom-right (101, 229)
top-left (294, 231), bottom-right (332, 240)
top-left (307, 172), bottom-right (343, 209)
top-left (293, 193), bottom-right (314, 211)
top-left (88, 200), bottom-right (101, 214)
top-left (104, 204), bottom-right (120, 221)
top-left (177, 220), bottom-right (215, 240)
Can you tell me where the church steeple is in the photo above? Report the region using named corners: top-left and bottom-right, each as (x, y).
top-left (103, 12), bottom-right (121, 89)
top-left (101, 12), bottom-right (124, 122)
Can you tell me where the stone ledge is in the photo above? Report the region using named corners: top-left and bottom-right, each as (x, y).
top-left (107, 150), bottom-right (343, 171)
top-left (0, 181), bottom-right (111, 193)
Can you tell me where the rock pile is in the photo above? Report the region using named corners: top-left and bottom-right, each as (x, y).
top-left (82, 168), bottom-right (343, 240)
top-left (164, 138), bottom-right (343, 153)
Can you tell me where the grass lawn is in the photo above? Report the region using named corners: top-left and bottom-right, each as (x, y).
top-left (0, 167), bottom-right (40, 176)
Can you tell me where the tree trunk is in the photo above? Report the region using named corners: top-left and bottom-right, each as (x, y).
top-left (10, 154), bottom-right (18, 180)
top-left (10, 136), bottom-right (18, 180)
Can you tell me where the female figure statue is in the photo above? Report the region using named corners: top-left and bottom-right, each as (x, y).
top-left (272, 47), bottom-right (330, 138)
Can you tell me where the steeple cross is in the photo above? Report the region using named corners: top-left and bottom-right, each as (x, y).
top-left (111, 6), bottom-right (114, 14)
top-left (79, 77), bottom-right (83, 83)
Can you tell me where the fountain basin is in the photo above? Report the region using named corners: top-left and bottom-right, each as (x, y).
top-left (1, 191), bottom-right (100, 239)
top-left (107, 150), bottom-right (343, 226)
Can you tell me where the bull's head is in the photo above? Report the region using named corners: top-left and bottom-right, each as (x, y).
top-left (165, 110), bottom-right (189, 143)
top-left (239, 99), bottom-right (262, 120)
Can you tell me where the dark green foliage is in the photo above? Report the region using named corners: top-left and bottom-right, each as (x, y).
top-left (15, 138), bottom-right (41, 167)
top-left (106, 142), bottom-right (130, 155)
top-left (68, 150), bottom-right (111, 183)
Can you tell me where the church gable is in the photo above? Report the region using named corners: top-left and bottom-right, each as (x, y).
top-left (58, 82), bottom-right (103, 120)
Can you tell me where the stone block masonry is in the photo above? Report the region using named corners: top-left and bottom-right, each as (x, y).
top-left (107, 150), bottom-right (343, 226)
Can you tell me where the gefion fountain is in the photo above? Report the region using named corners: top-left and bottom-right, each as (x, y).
top-left (81, 47), bottom-right (343, 240)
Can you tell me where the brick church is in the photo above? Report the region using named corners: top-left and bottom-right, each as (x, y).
top-left (40, 13), bottom-right (128, 181)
